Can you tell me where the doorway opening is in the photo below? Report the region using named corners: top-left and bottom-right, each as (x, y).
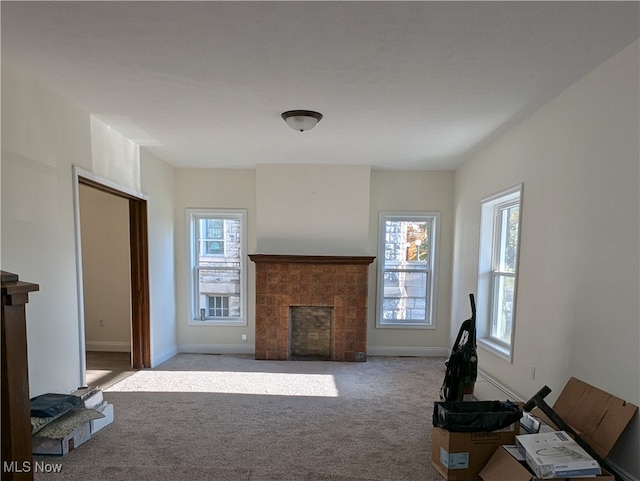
top-left (75, 172), bottom-right (151, 388)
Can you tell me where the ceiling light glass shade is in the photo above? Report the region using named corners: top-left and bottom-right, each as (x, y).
top-left (281, 110), bottom-right (323, 132)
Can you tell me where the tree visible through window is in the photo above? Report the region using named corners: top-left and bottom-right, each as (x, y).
top-left (377, 212), bottom-right (439, 328)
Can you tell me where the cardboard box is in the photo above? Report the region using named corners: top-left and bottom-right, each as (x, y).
top-left (431, 422), bottom-right (519, 481)
top-left (33, 420), bottom-right (92, 456)
top-left (480, 446), bottom-right (615, 481)
top-left (540, 377), bottom-right (637, 460)
top-left (480, 378), bottom-right (637, 481)
top-left (72, 386), bottom-right (104, 409)
top-left (515, 431), bottom-right (600, 478)
top-left (90, 402), bottom-right (114, 434)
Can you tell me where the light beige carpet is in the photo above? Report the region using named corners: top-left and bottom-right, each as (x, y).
top-left (34, 354), bottom-right (447, 481)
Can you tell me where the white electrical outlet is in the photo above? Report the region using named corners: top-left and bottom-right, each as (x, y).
top-left (241, 334), bottom-right (248, 342)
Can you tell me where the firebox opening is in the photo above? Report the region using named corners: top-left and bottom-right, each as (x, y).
top-left (289, 306), bottom-right (333, 361)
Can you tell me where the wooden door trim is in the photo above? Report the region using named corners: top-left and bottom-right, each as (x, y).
top-left (78, 176), bottom-right (151, 369)
top-left (128, 198), bottom-right (151, 368)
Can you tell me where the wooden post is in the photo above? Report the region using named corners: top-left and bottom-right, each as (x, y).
top-left (2, 271), bottom-right (39, 481)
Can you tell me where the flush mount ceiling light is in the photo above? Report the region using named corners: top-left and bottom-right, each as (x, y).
top-left (281, 110), bottom-right (323, 132)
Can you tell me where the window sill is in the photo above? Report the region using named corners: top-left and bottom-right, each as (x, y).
top-left (478, 338), bottom-right (513, 363)
top-left (188, 319), bottom-right (247, 327)
top-left (376, 322), bottom-right (435, 330)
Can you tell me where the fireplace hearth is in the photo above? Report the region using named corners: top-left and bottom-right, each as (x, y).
top-left (249, 255), bottom-right (375, 362)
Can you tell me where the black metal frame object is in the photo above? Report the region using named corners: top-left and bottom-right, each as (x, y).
top-left (524, 386), bottom-right (622, 481)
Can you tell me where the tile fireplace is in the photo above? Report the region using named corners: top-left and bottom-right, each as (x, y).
top-left (249, 254), bottom-right (375, 362)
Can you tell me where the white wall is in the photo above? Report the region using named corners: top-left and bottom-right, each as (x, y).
top-left (174, 166), bottom-right (454, 356)
top-left (1, 61), bottom-right (127, 394)
top-left (89, 116), bottom-right (140, 192)
top-left (256, 164), bottom-right (371, 255)
top-left (174, 168), bottom-right (257, 352)
top-left (452, 41), bottom-right (639, 476)
top-left (367, 170), bottom-right (454, 356)
top-left (141, 149), bottom-right (178, 366)
top-left (1, 60), bottom-right (179, 394)
top-left (79, 184), bottom-right (131, 352)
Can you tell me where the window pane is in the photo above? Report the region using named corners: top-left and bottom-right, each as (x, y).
top-left (189, 209), bottom-right (246, 324)
top-left (197, 217), bottom-right (242, 259)
top-left (491, 274), bottom-right (514, 344)
top-left (205, 219), bottom-right (223, 239)
top-left (477, 185), bottom-right (521, 360)
top-left (198, 268), bottom-right (240, 294)
top-left (378, 213), bottom-right (437, 327)
top-left (497, 204), bottom-right (519, 273)
top-left (383, 220), bottom-right (431, 269)
top-left (382, 271), bottom-right (428, 321)
top-left (197, 268), bottom-right (241, 318)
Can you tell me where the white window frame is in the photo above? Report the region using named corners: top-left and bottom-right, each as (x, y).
top-left (187, 208), bottom-right (247, 326)
top-left (376, 211), bottom-right (439, 329)
top-left (476, 184), bottom-right (523, 362)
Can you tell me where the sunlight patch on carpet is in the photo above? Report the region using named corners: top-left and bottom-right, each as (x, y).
top-left (105, 371), bottom-right (340, 397)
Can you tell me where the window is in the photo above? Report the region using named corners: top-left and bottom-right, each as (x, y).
top-left (202, 219), bottom-right (224, 255)
top-left (187, 209), bottom-right (247, 325)
top-left (477, 184), bottom-right (523, 362)
top-left (377, 212), bottom-right (439, 328)
top-left (208, 296), bottom-right (229, 317)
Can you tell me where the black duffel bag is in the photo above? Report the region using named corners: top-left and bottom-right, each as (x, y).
top-left (433, 400), bottom-right (522, 432)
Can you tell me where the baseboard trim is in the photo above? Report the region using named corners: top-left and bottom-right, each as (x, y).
top-left (366, 346), bottom-right (449, 357)
top-left (177, 345), bottom-right (449, 358)
top-left (179, 344), bottom-right (255, 355)
top-left (476, 369), bottom-right (524, 402)
top-left (152, 346), bottom-right (179, 368)
top-left (86, 341), bottom-right (131, 352)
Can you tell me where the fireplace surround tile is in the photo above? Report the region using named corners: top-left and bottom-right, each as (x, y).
top-left (249, 254), bottom-right (374, 362)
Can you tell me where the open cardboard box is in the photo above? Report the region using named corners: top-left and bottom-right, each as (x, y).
top-left (480, 377), bottom-right (638, 481)
top-left (432, 424), bottom-right (519, 481)
top-left (33, 420), bottom-right (92, 456)
top-left (90, 402), bottom-right (114, 434)
top-left (431, 400), bottom-right (523, 481)
top-left (478, 445), bottom-right (616, 481)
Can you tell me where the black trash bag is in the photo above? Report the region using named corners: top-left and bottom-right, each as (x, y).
top-left (30, 393), bottom-right (84, 418)
top-left (432, 400), bottom-right (522, 433)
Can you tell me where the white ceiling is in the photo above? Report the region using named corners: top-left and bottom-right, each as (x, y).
top-left (2, 2), bottom-right (638, 170)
